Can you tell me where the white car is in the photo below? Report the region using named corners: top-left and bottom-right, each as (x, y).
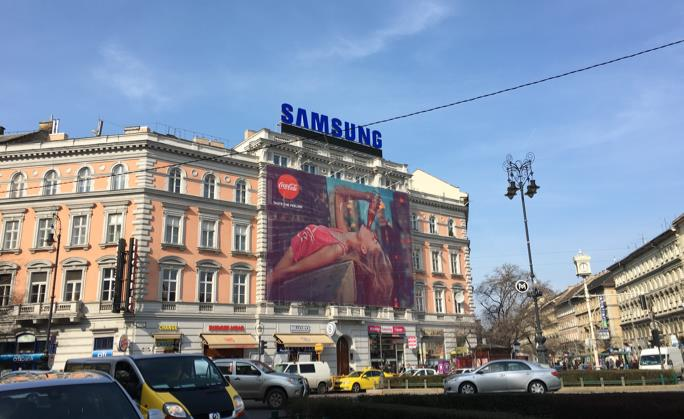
top-left (411, 368), bottom-right (438, 376)
top-left (275, 361), bottom-right (332, 394)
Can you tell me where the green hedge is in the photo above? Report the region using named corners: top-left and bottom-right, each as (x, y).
top-left (385, 375), bottom-right (445, 388)
top-left (559, 370), bottom-right (679, 386)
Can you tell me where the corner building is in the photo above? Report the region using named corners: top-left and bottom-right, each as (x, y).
top-left (0, 121), bottom-right (475, 373)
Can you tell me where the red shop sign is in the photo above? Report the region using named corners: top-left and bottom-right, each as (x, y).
top-left (393, 326), bottom-right (406, 335)
top-left (208, 325), bottom-right (245, 332)
top-left (368, 325), bottom-right (381, 334)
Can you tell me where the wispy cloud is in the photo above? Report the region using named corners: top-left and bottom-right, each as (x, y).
top-left (300, 0), bottom-right (453, 61)
top-left (93, 43), bottom-right (169, 109)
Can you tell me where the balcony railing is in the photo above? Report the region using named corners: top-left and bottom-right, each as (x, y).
top-left (1, 302), bottom-right (84, 322)
top-left (139, 302), bottom-right (257, 315)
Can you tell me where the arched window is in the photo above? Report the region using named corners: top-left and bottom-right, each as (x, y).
top-left (110, 164), bottom-right (125, 191)
top-left (428, 216), bottom-right (436, 234)
top-left (203, 174), bottom-right (216, 199)
top-left (43, 170), bottom-right (58, 196)
top-left (168, 167), bottom-right (182, 193)
top-left (9, 173), bottom-right (25, 198)
top-left (235, 179), bottom-right (246, 204)
top-left (76, 167), bottom-right (92, 193)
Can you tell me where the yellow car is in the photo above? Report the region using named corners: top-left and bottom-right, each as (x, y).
top-left (334, 369), bottom-right (385, 392)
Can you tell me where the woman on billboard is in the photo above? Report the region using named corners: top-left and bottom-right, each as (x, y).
top-left (270, 186), bottom-right (394, 305)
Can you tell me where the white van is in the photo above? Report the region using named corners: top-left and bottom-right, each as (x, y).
top-left (639, 347), bottom-right (684, 378)
top-left (275, 361), bottom-right (332, 393)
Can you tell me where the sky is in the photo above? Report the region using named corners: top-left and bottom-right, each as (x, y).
top-left (2, 0), bottom-right (684, 294)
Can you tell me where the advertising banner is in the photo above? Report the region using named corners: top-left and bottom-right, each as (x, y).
top-left (265, 166), bottom-right (413, 307)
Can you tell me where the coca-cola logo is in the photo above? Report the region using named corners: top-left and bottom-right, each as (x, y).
top-left (277, 174), bottom-right (300, 200)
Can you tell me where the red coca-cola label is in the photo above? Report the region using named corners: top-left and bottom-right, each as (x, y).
top-left (277, 174), bottom-right (300, 200)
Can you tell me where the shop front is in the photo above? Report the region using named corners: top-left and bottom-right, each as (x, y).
top-left (201, 324), bottom-right (257, 358)
top-left (0, 332), bottom-right (52, 371)
top-left (368, 325), bottom-right (405, 373)
top-left (420, 328), bottom-right (445, 368)
top-left (153, 322), bottom-right (181, 353)
top-left (274, 324), bottom-right (334, 362)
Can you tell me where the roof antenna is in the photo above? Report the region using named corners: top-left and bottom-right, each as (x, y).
top-left (92, 119), bottom-right (104, 136)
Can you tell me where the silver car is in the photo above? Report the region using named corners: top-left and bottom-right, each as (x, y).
top-left (444, 360), bottom-right (561, 394)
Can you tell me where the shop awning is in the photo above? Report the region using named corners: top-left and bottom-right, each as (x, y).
top-left (274, 334), bottom-right (334, 348)
top-left (201, 334), bottom-right (257, 349)
top-left (153, 334), bottom-right (182, 340)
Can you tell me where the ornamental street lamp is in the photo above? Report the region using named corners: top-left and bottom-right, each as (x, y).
top-left (503, 153), bottom-right (547, 365)
top-left (44, 214), bottom-right (62, 362)
top-left (256, 322), bottom-right (265, 362)
top-left (512, 339), bottom-right (521, 359)
top-left (573, 250), bottom-right (601, 370)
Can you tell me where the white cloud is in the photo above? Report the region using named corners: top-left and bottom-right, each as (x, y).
top-left (301, 0), bottom-right (453, 61)
top-left (93, 43), bottom-right (169, 108)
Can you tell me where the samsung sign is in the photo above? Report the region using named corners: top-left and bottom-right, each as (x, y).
top-left (280, 103), bottom-right (383, 157)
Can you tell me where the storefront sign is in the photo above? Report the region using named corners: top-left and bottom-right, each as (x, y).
top-left (326, 322), bottom-right (337, 337)
top-left (118, 335), bottom-right (129, 352)
top-left (92, 350), bottom-right (113, 357)
top-left (290, 325), bottom-right (311, 333)
top-left (0, 353), bottom-right (46, 362)
top-left (421, 328), bottom-right (444, 337)
top-left (369, 325), bottom-right (405, 335)
top-left (407, 336), bottom-right (417, 349)
top-left (598, 328), bottom-right (610, 340)
top-left (208, 325), bottom-right (245, 332)
top-left (158, 323), bottom-right (177, 331)
top-left (368, 325), bottom-right (381, 334)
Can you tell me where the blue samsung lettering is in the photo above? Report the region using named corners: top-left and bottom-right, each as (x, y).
top-left (331, 118), bottom-right (343, 137)
top-left (358, 126), bottom-right (371, 146)
top-left (311, 112), bottom-right (329, 134)
top-left (295, 107), bottom-right (309, 129)
top-left (372, 130), bottom-right (382, 149)
top-left (281, 103), bottom-right (294, 124)
top-left (344, 122), bottom-right (356, 141)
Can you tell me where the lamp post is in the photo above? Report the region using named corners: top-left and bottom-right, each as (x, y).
top-left (44, 214), bottom-right (62, 363)
top-left (511, 339), bottom-right (520, 359)
top-left (573, 250), bottom-right (601, 370)
top-left (503, 153), bottom-right (547, 365)
top-left (256, 322), bottom-right (264, 362)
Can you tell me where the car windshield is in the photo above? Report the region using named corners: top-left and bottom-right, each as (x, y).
top-left (251, 361), bottom-right (275, 374)
top-left (0, 382), bottom-right (140, 419)
top-left (134, 356), bottom-right (225, 391)
top-left (273, 364), bottom-right (287, 373)
top-left (640, 355), bottom-right (666, 366)
top-left (347, 371), bottom-right (362, 377)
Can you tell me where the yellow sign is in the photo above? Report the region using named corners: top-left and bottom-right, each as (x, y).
top-left (159, 324), bottom-right (177, 331)
top-left (314, 343), bottom-right (324, 353)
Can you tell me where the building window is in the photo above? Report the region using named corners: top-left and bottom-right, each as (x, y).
top-left (76, 167), bottom-right (92, 193)
top-left (164, 215), bottom-right (182, 245)
top-left (200, 219), bottom-right (217, 249)
top-left (415, 285), bottom-right (425, 312)
top-left (161, 268), bottom-right (179, 302)
top-left (301, 163), bottom-right (318, 174)
top-left (450, 252), bottom-right (461, 276)
top-left (70, 215), bottom-right (89, 246)
top-left (434, 287), bottom-right (445, 314)
top-left (9, 173), bottom-right (26, 199)
top-left (0, 274), bottom-right (11, 306)
top-left (448, 219), bottom-right (455, 237)
top-left (232, 271), bottom-right (247, 304)
top-left (2, 220), bottom-right (20, 250)
top-left (63, 270), bottom-right (83, 302)
top-left (330, 170), bottom-right (343, 179)
top-left (235, 180), bottom-right (246, 204)
top-left (203, 174), bottom-right (216, 199)
top-left (105, 213), bottom-right (124, 243)
top-left (412, 247), bottom-right (423, 271)
top-left (453, 288), bottom-right (465, 314)
top-left (29, 272), bottom-right (47, 304)
top-left (168, 167), bottom-right (182, 193)
top-left (411, 213), bottom-right (419, 231)
top-left (93, 336), bottom-right (114, 351)
top-left (43, 170), bottom-right (58, 196)
top-left (354, 176), bottom-right (367, 185)
top-left (101, 267), bottom-right (116, 301)
top-left (198, 270), bottom-right (215, 303)
top-left (233, 224), bottom-right (248, 252)
top-left (111, 164), bottom-right (126, 191)
top-left (431, 250), bottom-right (442, 273)
top-left (35, 218), bottom-right (52, 248)
top-left (273, 154), bottom-right (288, 167)
top-left (428, 216), bottom-right (436, 234)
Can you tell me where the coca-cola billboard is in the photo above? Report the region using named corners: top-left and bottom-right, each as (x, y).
top-left (265, 165), bottom-right (413, 308)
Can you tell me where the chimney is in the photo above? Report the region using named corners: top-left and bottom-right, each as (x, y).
top-left (244, 130), bottom-right (256, 140)
top-left (39, 120), bottom-right (54, 132)
top-left (0, 126), bottom-right (5, 135)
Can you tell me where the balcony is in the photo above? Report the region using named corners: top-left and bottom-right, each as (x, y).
top-left (138, 302), bottom-right (257, 315)
top-left (0, 302), bottom-right (84, 323)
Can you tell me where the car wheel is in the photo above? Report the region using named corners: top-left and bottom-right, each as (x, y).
top-left (528, 380), bottom-right (547, 394)
top-left (266, 388), bottom-right (287, 409)
top-left (317, 382), bottom-right (327, 394)
top-left (458, 382), bottom-right (477, 394)
top-left (351, 382), bottom-right (361, 393)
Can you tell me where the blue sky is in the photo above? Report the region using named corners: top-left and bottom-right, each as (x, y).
top-left (2, 0), bottom-right (683, 293)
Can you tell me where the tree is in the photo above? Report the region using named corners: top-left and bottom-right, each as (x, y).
top-left (476, 264), bottom-right (555, 357)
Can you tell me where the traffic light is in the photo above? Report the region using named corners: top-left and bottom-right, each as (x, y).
top-left (259, 340), bottom-right (267, 354)
top-left (649, 329), bottom-right (662, 348)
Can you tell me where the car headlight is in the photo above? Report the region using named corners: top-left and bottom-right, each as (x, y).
top-left (162, 402), bottom-right (188, 418)
top-left (232, 395), bottom-right (245, 416)
top-left (288, 377), bottom-right (297, 385)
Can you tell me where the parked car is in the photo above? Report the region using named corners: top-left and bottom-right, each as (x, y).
top-left (275, 361), bottom-right (332, 394)
top-left (639, 347), bottom-right (684, 378)
top-left (213, 358), bottom-right (307, 409)
top-left (411, 368), bottom-right (438, 376)
top-left (0, 370), bottom-right (163, 419)
top-left (444, 360), bottom-right (561, 394)
top-left (334, 368), bottom-right (385, 393)
top-left (64, 354), bottom-right (244, 418)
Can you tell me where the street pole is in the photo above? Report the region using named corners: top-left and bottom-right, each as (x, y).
top-left (44, 217), bottom-right (62, 365)
top-left (648, 298), bottom-right (665, 372)
top-left (581, 274), bottom-right (601, 370)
